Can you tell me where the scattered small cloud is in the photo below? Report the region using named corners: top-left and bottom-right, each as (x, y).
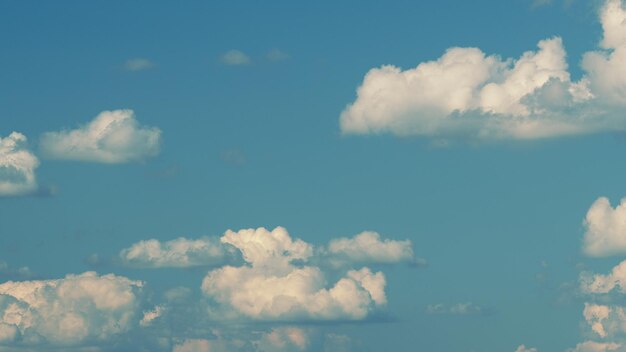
top-left (425, 302), bottom-right (492, 316)
top-left (40, 109), bottom-right (162, 164)
top-left (220, 50), bottom-right (251, 66)
top-left (123, 58), bottom-right (156, 71)
top-left (220, 149), bottom-right (246, 166)
top-left (266, 49), bottom-right (291, 62)
top-left (582, 197), bottom-right (626, 257)
top-left (516, 345), bottom-right (539, 352)
top-left (0, 132), bottom-right (39, 197)
top-left (119, 237), bottom-right (233, 268)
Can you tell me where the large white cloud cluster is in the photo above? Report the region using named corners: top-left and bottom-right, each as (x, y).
top-left (201, 227), bottom-right (388, 321)
top-left (0, 272), bottom-right (143, 346)
top-left (340, 0), bottom-right (626, 141)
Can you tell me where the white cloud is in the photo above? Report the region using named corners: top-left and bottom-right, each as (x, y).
top-left (254, 327), bottom-right (309, 352)
top-left (569, 341), bottom-right (621, 352)
top-left (584, 304), bottom-right (612, 338)
top-left (0, 132), bottom-right (39, 197)
top-left (221, 50), bottom-right (251, 65)
top-left (425, 302), bottom-right (486, 316)
top-left (583, 197), bottom-right (626, 257)
top-left (340, 0), bottom-right (626, 141)
top-left (120, 237), bottom-right (230, 268)
top-left (201, 227), bottom-right (387, 321)
top-left (172, 328), bottom-right (308, 352)
top-left (581, 260), bottom-right (626, 294)
top-left (516, 345), bottom-right (538, 352)
top-left (123, 58), bottom-right (155, 71)
top-left (40, 109), bottom-right (161, 163)
top-left (140, 305), bottom-right (163, 327)
top-left (0, 272), bottom-right (143, 346)
top-left (325, 231), bottom-right (415, 266)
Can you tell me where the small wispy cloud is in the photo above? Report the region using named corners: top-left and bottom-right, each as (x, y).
top-left (266, 49), bottom-right (290, 62)
top-left (123, 58), bottom-right (155, 71)
top-left (425, 302), bottom-right (491, 316)
top-left (220, 50), bottom-right (251, 66)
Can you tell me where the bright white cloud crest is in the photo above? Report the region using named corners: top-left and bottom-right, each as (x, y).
top-left (0, 272), bottom-right (143, 346)
top-left (583, 197), bottom-right (626, 257)
top-left (340, 0), bottom-right (626, 140)
top-left (202, 227), bottom-right (388, 321)
top-left (326, 231), bottom-right (414, 265)
top-left (0, 132), bottom-right (39, 197)
top-left (40, 109), bottom-right (161, 163)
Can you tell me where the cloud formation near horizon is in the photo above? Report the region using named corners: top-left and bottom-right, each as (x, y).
top-left (0, 132), bottom-right (39, 197)
top-left (40, 109), bottom-right (161, 163)
top-left (340, 0), bottom-right (626, 141)
top-left (0, 272), bottom-right (143, 346)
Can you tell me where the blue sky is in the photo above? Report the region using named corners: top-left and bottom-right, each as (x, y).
top-left (2, 0), bottom-right (626, 351)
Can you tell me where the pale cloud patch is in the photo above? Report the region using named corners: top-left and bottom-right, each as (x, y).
top-left (201, 227), bottom-right (387, 321)
top-left (583, 197), bottom-right (626, 257)
top-left (0, 132), bottom-right (39, 197)
top-left (119, 237), bottom-right (231, 268)
top-left (580, 260), bottom-right (626, 294)
top-left (221, 50), bottom-right (251, 66)
top-left (340, 0), bottom-right (626, 141)
top-left (516, 345), bottom-right (538, 352)
top-left (324, 231), bottom-right (415, 266)
top-left (40, 110), bottom-right (162, 163)
top-left (123, 58), bottom-right (155, 71)
top-left (568, 341), bottom-right (621, 352)
top-left (0, 272), bottom-right (143, 346)
top-left (425, 302), bottom-right (487, 316)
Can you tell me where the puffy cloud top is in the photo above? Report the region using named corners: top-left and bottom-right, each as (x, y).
top-left (0, 132), bottom-right (39, 197)
top-left (340, 0), bottom-right (626, 141)
top-left (202, 227), bottom-right (387, 321)
top-left (0, 272), bottom-right (143, 346)
top-left (583, 197), bottom-right (626, 257)
top-left (40, 110), bottom-right (161, 163)
top-left (120, 237), bottom-right (229, 268)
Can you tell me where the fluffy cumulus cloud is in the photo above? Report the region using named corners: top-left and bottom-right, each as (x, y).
top-left (0, 272), bottom-right (143, 346)
top-left (119, 237), bottom-right (231, 268)
top-left (324, 231), bottom-right (415, 266)
top-left (0, 132), bottom-right (39, 197)
top-left (39, 109), bottom-right (161, 163)
top-left (201, 227), bottom-right (387, 321)
top-left (583, 197), bottom-right (626, 257)
top-left (340, 0), bottom-right (626, 141)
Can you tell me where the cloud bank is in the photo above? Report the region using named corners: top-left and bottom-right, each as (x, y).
top-left (0, 272), bottom-right (143, 346)
top-left (0, 132), bottom-right (39, 197)
top-left (201, 227), bottom-right (387, 321)
top-left (340, 0), bottom-right (626, 141)
top-left (40, 109), bottom-right (161, 163)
